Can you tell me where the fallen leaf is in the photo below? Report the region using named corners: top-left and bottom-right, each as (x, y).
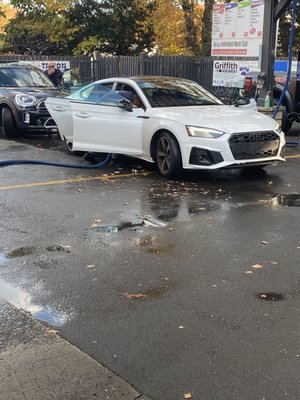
top-left (261, 241), bottom-right (269, 245)
top-left (251, 264), bottom-right (263, 269)
top-left (245, 270), bottom-right (253, 274)
top-left (90, 223), bottom-right (99, 228)
top-left (123, 292), bottom-right (147, 299)
top-left (269, 261), bottom-right (278, 265)
top-left (47, 328), bottom-right (59, 335)
top-left (184, 393), bottom-right (192, 399)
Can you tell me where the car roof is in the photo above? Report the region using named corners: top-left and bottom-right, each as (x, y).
top-left (129, 76), bottom-right (195, 84)
top-left (0, 62), bottom-right (39, 69)
top-left (98, 76), bottom-right (196, 86)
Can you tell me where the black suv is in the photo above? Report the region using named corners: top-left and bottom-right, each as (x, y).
top-left (0, 63), bottom-right (61, 138)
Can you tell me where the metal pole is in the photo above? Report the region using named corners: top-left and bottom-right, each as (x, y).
top-left (257, 0), bottom-right (293, 107)
top-left (257, 0), bottom-right (277, 107)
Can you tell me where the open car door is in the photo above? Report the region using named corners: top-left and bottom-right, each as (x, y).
top-left (45, 97), bottom-right (73, 144)
top-left (69, 91), bottom-right (144, 155)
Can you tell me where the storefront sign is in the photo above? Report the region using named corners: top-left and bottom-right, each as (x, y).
top-left (19, 60), bottom-right (70, 72)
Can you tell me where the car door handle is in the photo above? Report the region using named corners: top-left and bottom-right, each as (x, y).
top-left (52, 106), bottom-right (65, 111)
top-left (75, 112), bottom-right (90, 118)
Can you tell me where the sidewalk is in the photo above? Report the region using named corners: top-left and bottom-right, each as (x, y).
top-left (0, 299), bottom-right (152, 400)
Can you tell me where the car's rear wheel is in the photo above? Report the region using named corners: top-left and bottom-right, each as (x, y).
top-left (2, 107), bottom-right (21, 138)
top-left (155, 131), bottom-right (182, 178)
top-left (63, 137), bottom-right (85, 156)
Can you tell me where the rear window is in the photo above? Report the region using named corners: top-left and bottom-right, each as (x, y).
top-left (0, 67), bottom-right (54, 87)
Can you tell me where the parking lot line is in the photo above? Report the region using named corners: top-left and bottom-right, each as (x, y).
top-left (0, 171), bottom-right (153, 191)
top-left (285, 154), bottom-right (300, 159)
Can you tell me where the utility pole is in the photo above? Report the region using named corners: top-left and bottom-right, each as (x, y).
top-left (257, 0), bottom-right (293, 106)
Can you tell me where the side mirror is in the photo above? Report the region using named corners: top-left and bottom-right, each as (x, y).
top-left (234, 97), bottom-right (250, 107)
top-left (118, 99), bottom-right (133, 112)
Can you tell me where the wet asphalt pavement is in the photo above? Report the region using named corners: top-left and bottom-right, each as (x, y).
top-left (0, 131), bottom-right (300, 400)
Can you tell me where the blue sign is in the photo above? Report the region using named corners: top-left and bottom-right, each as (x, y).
top-left (274, 61), bottom-right (288, 73)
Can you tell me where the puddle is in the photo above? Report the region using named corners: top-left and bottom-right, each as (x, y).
top-left (145, 243), bottom-right (174, 255)
top-left (0, 253), bottom-right (7, 265)
top-left (123, 283), bottom-right (175, 300)
top-left (88, 217), bottom-right (166, 233)
top-left (45, 244), bottom-right (71, 253)
top-left (7, 246), bottom-right (37, 259)
top-left (0, 279), bottom-right (69, 326)
top-left (273, 194), bottom-right (300, 207)
top-left (257, 292), bottom-right (285, 301)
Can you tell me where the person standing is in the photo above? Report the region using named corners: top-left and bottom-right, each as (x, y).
top-left (45, 62), bottom-right (63, 86)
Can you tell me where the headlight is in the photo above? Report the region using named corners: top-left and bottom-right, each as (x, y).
top-left (15, 94), bottom-right (37, 107)
top-left (274, 122), bottom-right (281, 134)
top-left (186, 126), bottom-right (225, 139)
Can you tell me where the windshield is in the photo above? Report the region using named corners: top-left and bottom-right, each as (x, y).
top-left (0, 67), bottom-right (54, 88)
top-left (138, 78), bottom-right (223, 108)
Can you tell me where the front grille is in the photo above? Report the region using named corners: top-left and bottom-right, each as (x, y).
top-left (36, 101), bottom-right (47, 111)
top-left (229, 131), bottom-right (280, 160)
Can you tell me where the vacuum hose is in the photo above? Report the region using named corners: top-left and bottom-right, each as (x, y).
top-left (0, 152), bottom-right (112, 169)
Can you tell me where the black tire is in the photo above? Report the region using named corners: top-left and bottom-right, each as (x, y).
top-left (155, 131), bottom-right (182, 178)
top-left (273, 96), bottom-right (293, 134)
top-left (63, 137), bottom-right (85, 156)
top-left (2, 107), bottom-right (21, 138)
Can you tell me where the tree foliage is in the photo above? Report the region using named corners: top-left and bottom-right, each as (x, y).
top-left (180, 0), bottom-right (202, 57)
top-left (152, 0), bottom-right (203, 56)
top-left (3, 0), bottom-right (78, 54)
top-left (277, 1), bottom-right (300, 58)
top-left (2, 0), bottom-right (155, 56)
top-left (201, 0), bottom-right (214, 57)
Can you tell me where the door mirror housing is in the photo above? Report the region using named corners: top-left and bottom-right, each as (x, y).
top-left (118, 99), bottom-right (133, 112)
top-left (234, 97), bottom-right (250, 107)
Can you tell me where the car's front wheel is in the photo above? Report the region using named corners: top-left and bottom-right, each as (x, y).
top-left (155, 131), bottom-right (182, 178)
top-left (2, 107), bottom-right (21, 138)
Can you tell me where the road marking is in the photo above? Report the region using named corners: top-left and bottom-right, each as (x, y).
top-left (0, 155), bottom-right (299, 191)
top-left (285, 154), bottom-right (300, 159)
top-left (0, 171), bottom-right (153, 191)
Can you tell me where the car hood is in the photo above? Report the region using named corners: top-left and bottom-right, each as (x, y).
top-left (2, 86), bottom-right (68, 100)
top-left (148, 105), bottom-right (277, 133)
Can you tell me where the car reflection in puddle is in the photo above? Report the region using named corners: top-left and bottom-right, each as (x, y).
top-left (0, 279), bottom-right (70, 327)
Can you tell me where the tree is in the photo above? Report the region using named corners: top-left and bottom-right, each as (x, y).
top-left (277, 1), bottom-right (300, 58)
top-left (3, 0), bottom-right (78, 55)
top-left (0, 1), bottom-right (16, 49)
top-left (152, 0), bottom-right (187, 54)
top-left (94, 0), bottom-right (155, 55)
top-left (151, 0), bottom-right (203, 56)
top-left (2, 0), bottom-right (155, 56)
top-left (201, 0), bottom-right (214, 56)
top-left (180, 0), bottom-right (203, 57)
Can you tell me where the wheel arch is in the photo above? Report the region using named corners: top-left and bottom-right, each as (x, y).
top-left (150, 128), bottom-right (181, 162)
top-left (0, 101), bottom-right (20, 127)
top-left (273, 83), bottom-right (294, 113)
